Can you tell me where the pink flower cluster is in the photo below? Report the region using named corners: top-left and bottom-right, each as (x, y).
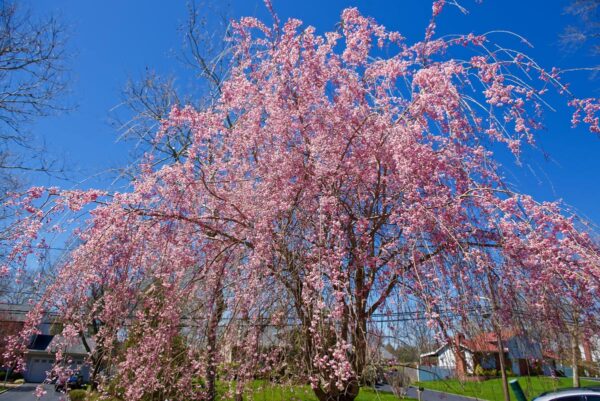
top-left (2, 4), bottom-right (599, 401)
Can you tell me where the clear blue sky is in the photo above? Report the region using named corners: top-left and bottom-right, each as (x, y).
top-left (24, 0), bottom-right (600, 226)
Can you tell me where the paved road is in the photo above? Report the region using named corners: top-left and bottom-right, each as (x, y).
top-left (0, 384), bottom-right (63, 401)
top-left (407, 386), bottom-right (482, 401)
top-left (376, 384), bottom-right (480, 401)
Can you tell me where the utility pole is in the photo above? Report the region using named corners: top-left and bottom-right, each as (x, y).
top-left (486, 274), bottom-right (510, 401)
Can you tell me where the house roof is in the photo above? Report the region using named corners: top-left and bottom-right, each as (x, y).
top-left (543, 351), bottom-right (560, 360)
top-left (0, 302), bottom-right (35, 323)
top-left (463, 334), bottom-right (509, 353)
top-left (420, 331), bottom-right (514, 358)
top-left (380, 347), bottom-right (396, 360)
top-left (27, 334), bottom-right (95, 356)
top-left (420, 342), bottom-right (474, 358)
top-left (0, 302), bottom-right (57, 324)
top-left (28, 334), bottom-right (54, 351)
top-left (420, 345), bottom-right (446, 358)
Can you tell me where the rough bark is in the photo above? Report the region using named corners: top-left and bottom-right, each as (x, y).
top-left (496, 332), bottom-right (510, 401)
top-left (206, 287), bottom-right (225, 401)
top-left (571, 332), bottom-right (581, 388)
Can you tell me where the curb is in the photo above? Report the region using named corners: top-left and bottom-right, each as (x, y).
top-left (0, 382), bottom-right (24, 395)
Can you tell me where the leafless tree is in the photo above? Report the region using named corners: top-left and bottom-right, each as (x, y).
top-left (111, 0), bottom-right (231, 169)
top-left (561, 0), bottom-right (600, 55)
top-left (0, 0), bottom-right (69, 304)
top-left (0, 0), bottom-right (69, 193)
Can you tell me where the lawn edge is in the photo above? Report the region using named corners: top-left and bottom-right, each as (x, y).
top-left (411, 384), bottom-right (500, 401)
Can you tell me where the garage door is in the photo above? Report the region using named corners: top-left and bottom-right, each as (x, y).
top-left (25, 357), bottom-right (54, 383)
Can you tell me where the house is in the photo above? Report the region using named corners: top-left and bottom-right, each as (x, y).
top-left (379, 346), bottom-right (396, 363)
top-left (419, 334), bottom-right (477, 376)
top-left (0, 302), bottom-right (55, 367)
top-left (578, 335), bottom-right (600, 377)
top-left (24, 334), bottom-right (95, 383)
top-left (580, 336), bottom-right (600, 365)
top-left (0, 302), bottom-right (94, 383)
top-left (419, 331), bottom-right (553, 377)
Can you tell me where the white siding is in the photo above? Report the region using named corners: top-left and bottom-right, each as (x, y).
top-left (438, 346), bottom-right (474, 373)
top-left (465, 351), bottom-right (474, 373)
top-left (438, 346), bottom-right (456, 368)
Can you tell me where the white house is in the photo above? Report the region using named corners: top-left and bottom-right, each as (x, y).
top-left (419, 331), bottom-right (550, 376)
top-left (419, 339), bottom-right (476, 374)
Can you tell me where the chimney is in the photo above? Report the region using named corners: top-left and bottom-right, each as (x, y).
top-left (582, 337), bottom-right (593, 363)
top-left (454, 333), bottom-right (468, 377)
top-left (455, 333), bottom-right (465, 346)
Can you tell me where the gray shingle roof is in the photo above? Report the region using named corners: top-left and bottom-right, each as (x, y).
top-left (27, 334), bottom-right (96, 356)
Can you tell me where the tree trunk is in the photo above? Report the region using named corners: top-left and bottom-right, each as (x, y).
top-left (485, 272), bottom-right (509, 401)
top-left (354, 313), bottom-right (368, 384)
top-left (571, 333), bottom-right (580, 388)
top-left (496, 332), bottom-right (510, 401)
top-left (206, 288), bottom-right (225, 401)
top-left (80, 329), bottom-right (102, 391)
top-left (313, 378), bottom-right (360, 401)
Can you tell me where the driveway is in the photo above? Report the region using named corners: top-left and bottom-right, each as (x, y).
top-left (0, 384), bottom-right (64, 401)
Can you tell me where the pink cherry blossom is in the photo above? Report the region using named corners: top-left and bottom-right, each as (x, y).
top-left (1, 4), bottom-right (599, 401)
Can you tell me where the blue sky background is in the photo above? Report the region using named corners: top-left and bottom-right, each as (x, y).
top-left (22, 0), bottom-right (600, 227)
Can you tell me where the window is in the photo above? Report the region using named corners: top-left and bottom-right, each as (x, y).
top-left (585, 396), bottom-right (600, 401)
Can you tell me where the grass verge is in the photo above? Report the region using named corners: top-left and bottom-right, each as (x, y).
top-left (85, 380), bottom-right (410, 400)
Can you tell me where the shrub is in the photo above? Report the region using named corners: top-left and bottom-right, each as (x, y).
top-left (0, 370), bottom-right (23, 382)
top-left (72, 391), bottom-right (121, 401)
top-left (362, 364), bottom-right (379, 386)
top-left (84, 393), bottom-right (122, 401)
top-left (68, 389), bottom-right (88, 401)
top-left (474, 364), bottom-right (485, 377)
top-left (385, 369), bottom-right (412, 398)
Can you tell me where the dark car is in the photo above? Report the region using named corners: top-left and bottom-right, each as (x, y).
top-left (533, 387), bottom-right (600, 401)
top-left (54, 374), bottom-right (84, 392)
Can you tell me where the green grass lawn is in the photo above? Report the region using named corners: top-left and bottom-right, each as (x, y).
top-left (84, 380), bottom-right (408, 401)
top-left (417, 377), bottom-right (599, 401)
top-left (217, 380), bottom-right (407, 400)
